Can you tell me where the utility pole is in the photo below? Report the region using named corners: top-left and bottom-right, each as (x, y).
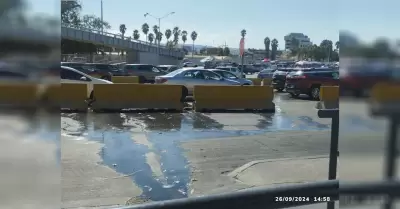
top-left (144, 12), bottom-right (175, 57)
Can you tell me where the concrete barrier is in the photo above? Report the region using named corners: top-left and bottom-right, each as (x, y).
top-left (193, 85), bottom-right (275, 112)
top-left (315, 86), bottom-right (339, 109)
top-left (247, 78), bottom-right (272, 86)
top-left (0, 83), bottom-right (39, 107)
top-left (111, 76), bottom-right (139, 83)
top-left (43, 84), bottom-right (88, 111)
top-left (370, 82), bottom-right (400, 115)
top-left (91, 84), bottom-right (184, 111)
top-left (371, 82), bottom-right (400, 102)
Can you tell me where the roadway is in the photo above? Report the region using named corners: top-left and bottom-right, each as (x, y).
top-left (56, 91), bottom-right (391, 208)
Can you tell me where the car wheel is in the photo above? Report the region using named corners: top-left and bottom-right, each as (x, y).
top-left (277, 88), bottom-right (284, 92)
top-left (242, 83), bottom-right (250, 86)
top-left (289, 93), bottom-right (299, 98)
top-left (310, 86), bottom-right (320, 100)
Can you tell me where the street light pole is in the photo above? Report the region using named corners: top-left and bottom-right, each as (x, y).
top-left (101, 0), bottom-right (103, 35)
top-left (144, 12), bottom-right (175, 56)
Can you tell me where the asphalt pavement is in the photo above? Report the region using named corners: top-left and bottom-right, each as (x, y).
top-left (56, 92), bottom-right (390, 208)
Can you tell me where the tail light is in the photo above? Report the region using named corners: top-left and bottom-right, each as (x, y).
top-left (155, 77), bottom-right (168, 83)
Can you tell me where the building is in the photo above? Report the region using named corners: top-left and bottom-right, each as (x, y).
top-left (284, 33), bottom-right (312, 50)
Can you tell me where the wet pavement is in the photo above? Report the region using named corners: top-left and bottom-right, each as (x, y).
top-left (60, 94), bottom-right (386, 202)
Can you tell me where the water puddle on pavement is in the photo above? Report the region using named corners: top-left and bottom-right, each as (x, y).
top-left (61, 111), bottom-right (334, 201)
top-left (60, 109), bottom-right (382, 201)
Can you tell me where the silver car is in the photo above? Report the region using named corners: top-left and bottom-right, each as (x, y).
top-left (209, 69), bottom-right (253, 85)
top-left (155, 68), bottom-right (241, 94)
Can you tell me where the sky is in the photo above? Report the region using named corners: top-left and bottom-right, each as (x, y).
top-left (26, 0), bottom-right (399, 49)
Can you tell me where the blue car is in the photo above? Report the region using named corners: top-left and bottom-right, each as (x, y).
top-left (257, 68), bottom-right (275, 79)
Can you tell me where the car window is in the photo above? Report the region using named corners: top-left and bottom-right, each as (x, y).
top-left (61, 69), bottom-right (90, 81)
top-left (169, 67), bottom-right (178, 71)
top-left (124, 65), bottom-right (138, 70)
top-left (221, 71), bottom-right (238, 79)
top-left (138, 65), bottom-right (153, 71)
top-left (202, 70), bottom-right (221, 80)
top-left (94, 64), bottom-right (112, 71)
top-left (152, 67), bottom-right (161, 72)
top-left (183, 70), bottom-right (204, 79)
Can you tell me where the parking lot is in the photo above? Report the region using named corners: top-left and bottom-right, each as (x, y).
top-left (59, 91), bottom-right (388, 208)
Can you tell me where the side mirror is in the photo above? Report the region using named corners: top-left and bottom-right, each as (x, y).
top-left (80, 76), bottom-right (87, 81)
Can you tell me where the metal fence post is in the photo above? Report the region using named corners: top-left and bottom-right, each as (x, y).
top-left (318, 108), bottom-right (339, 209)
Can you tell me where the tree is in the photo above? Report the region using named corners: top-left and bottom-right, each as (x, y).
top-left (191, 31), bottom-right (198, 57)
top-left (119, 24), bottom-right (127, 38)
top-left (141, 23), bottom-right (149, 42)
top-left (264, 37), bottom-right (270, 58)
top-left (133, 29), bottom-right (140, 40)
top-left (241, 29), bottom-right (246, 38)
top-left (61, 0), bottom-right (82, 26)
top-left (172, 27), bottom-right (181, 46)
top-left (148, 33), bottom-right (154, 44)
top-left (156, 32), bottom-right (163, 45)
top-left (223, 47), bottom-right (230, 56)
top-left (320, 39), bottom-right (333, 61)
top-left (181, 30), bottom-right (188, 48)
top-left (81, 15), bottom-right (110, 31)
top-left (165, 29), bottom-right (172, 42)
top-left (271, 38), bottom-right (278, 60)
top-left (335, 41), bottom-right (340, 51)
top-left (152, 25), bottom-right (159, 45)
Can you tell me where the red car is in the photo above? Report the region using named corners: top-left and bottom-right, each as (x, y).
top-left (285, 68), bottom-right (339, 100)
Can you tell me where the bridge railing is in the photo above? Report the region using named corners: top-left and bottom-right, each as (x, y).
top-left (62, 23), bottom-right (178, 50)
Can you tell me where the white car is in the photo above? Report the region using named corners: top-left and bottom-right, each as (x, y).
top-left (155, 68), bottom-right (241, 95)
top-left (61, 66), bottom-right (112, 98)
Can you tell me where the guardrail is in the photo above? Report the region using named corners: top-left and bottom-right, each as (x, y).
top-left (61, 23), bottom-right (182, 51)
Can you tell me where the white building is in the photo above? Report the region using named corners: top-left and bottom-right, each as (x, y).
top-left (284, 33), bottom-right (312, 50)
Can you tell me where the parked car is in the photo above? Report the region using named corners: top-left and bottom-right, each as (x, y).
top-left (257, 68), bottom-right (276, 79)
top-left (155, 68), bottom-right (241, 95)
top-left (182, 62), bottom-right (197, 67)
top-left (238, 65), bottom-right (259, 74)
top-left (340, 65), bottom-right (393, 97)
top-left (122, 64), bottom-right (166, 83)
top-left (272, 68), bottom-right (295, 91)
top-left (61, 62), bottom-right (113, 81)
top-left (215, 66), bottom-right (244, 78)
top-left (157, 65), bottom-right (179, 73)
top-left (285, 69), bottom-right (339, 100)
top-left (209, 69), bottom-right (253, 85)
top-left (61, 66), bottom-right (112, 99)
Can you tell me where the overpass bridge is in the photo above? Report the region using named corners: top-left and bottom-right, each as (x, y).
top-left (61, 25), bottom-right (185, 65)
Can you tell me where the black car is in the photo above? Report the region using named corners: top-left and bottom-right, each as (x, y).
top-left (272, 68), bottom-right (294, 91)
top-left (238, 65), bottom-right (259, 74)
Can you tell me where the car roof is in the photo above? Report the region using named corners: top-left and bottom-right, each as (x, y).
top-left (125, 64), bottom-right (152, 66)
top-left (61, 66), bottom-right (89, 75)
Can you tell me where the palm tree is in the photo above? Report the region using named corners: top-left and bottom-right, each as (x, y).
top-left (172, 27), bottom-right (181, 46)
top-left (152, 25), bottom-right (159, 45)
top-left (133, 29), bottom-right (140, 40)
top-left (335, 41), bottom-right (340, 51)
top-left (241, 29), bottom-right (246, 38)
top-left (156, 32), bottom-right (163, 45)
top-left (191, 31), bottom-right (198, 58)
top-left (141, 23), bottom-right (149, 42)
top-left (119, 24), bottom-right (127, 39)
top-left (264, 37), bottom-right (270, 58)
top-left (165, 29), bottom-right (172, 42)
top-left (148, 33), bottom-right (154, 44)
top-left (119, 24), bottom-right (127, 55)
top-left (271, 38), bottom-right (278, 60)
top-left (181, 30), bottom-right (188, 49)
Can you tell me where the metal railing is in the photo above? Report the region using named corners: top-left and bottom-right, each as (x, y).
top-left (62, 23), bottom-right (183, 51)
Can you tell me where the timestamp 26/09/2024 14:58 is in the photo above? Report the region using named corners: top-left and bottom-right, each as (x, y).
top-left (274, 196), bottom-right (332, 203)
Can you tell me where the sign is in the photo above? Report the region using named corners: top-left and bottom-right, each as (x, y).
top-left (239, 38), bottom-right (245, 56)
